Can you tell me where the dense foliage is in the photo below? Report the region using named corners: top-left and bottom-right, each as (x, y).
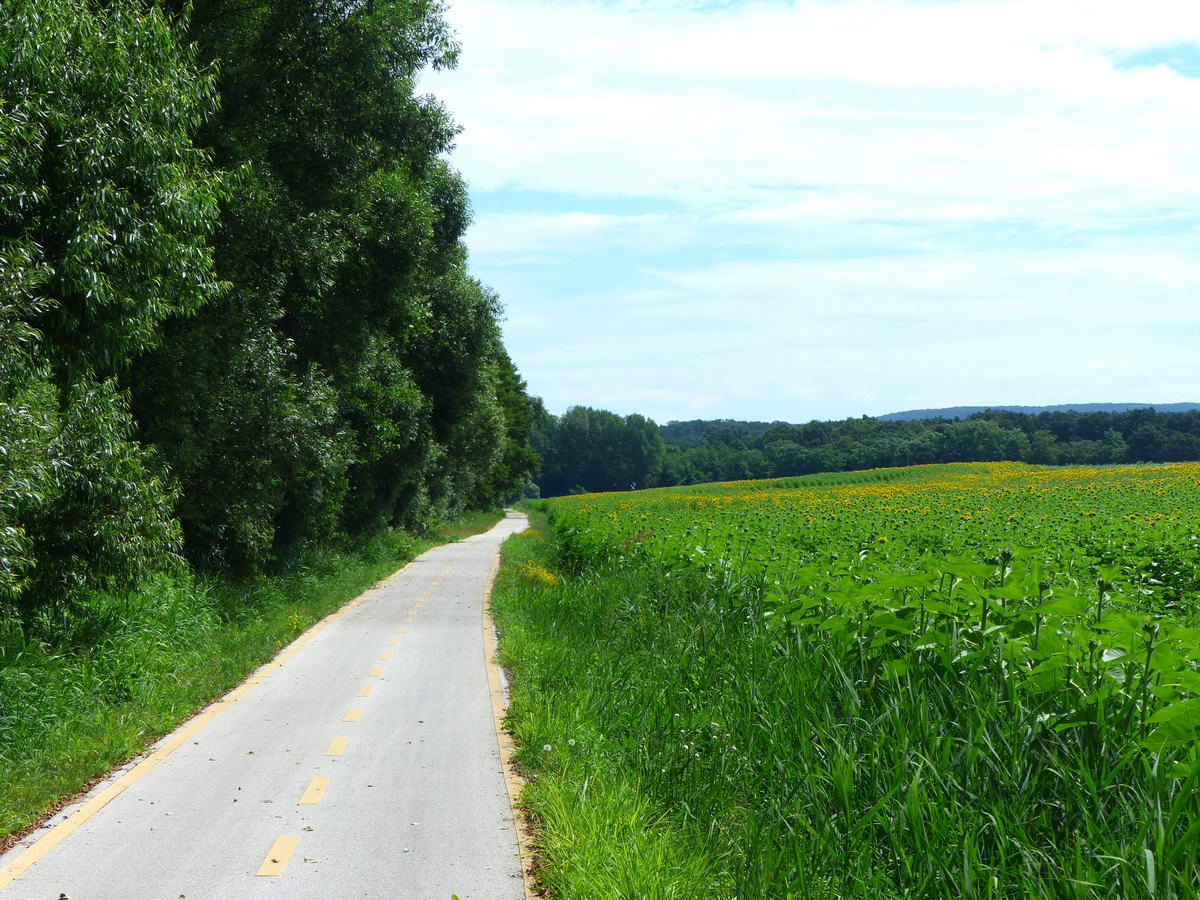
top-left (660, 409), bottom-right (1200, 484)
top-left (500, 463), bottom-right (1200, 895)
top-left (531, 404), bottom-right (663, 496)
top-left (1, 0), bottom-right (537, 622)
top-left (2, 0), bottom-right (219, 619)
top-left (532, 407), bottom-right (1200, 495)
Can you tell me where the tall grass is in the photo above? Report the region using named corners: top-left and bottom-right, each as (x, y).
top-left (492, 511), bottom-right (1200, 898)
top-left (0, 510), bottom-right (502, 844)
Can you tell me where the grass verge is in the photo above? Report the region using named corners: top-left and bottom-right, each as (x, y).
top-left (492, 507), bottom-right (731, 898)
top-left (0, 508), bottom-right (503, 845)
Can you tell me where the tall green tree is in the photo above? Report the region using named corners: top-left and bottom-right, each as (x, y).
top-left (131, 0), bottom-right (533, 568)
top-left (2, 0), bottom-right (225, 381)
top-left (1, 0), bottom-right (221, 613)
top-left (533, 406), bottom-right (664, 496)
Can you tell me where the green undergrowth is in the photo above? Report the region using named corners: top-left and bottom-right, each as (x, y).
top-left (0, 509), bottom-right (502, 842)
top-left (493, 509), bottom-right (731, 898)
top-left (494, 505), bottom-right (1200, 898)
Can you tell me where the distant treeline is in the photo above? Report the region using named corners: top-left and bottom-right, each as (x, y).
top-left (878, 403), bottom-right (1200, 421)
top-left (533, 407), bottom-right (1200, 496)
top-left (531, 405), bottom-right (663, 497)
top-left (1, 0), bottom-right (538, 619)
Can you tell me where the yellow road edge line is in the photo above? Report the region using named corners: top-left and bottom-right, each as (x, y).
top-left (344, 706), bottom-right (363, 722)
top-left (369, 665), bottom-right (384, 677)
top-left (0, 524), bottom-right (476, 889)
top-left (481, 517), bottom-right (538, 900)
top-left (256, 834), bottom-right (300, 876)
top-left (298, 776), bottom-right (331, 805)
top-left (379, 651), bottom-right (393, 660)
top-left (325, 736), bottom-right (348, 756)
top-left (389, 636), bottom-right (401, 645)
top-left (358, 685), bottom-right (374, 697)
top-left (0, 555), bottom-right (405, 890)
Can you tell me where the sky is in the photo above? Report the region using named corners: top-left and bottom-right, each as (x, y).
top-left (419, 0), bottom-right (1200, 424)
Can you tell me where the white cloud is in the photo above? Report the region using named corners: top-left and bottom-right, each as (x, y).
top-left (427, 0), bottom-right (1200, 207)
top-left (469, 210), bottom-right (697, 256)
top-left (420, 0), bottom-right (1200, 420)
top-left (501, 239), bottom-right (1200, 420)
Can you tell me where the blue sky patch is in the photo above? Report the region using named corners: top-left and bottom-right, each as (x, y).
top-left (1112, 43), bottom-right (1200, 78)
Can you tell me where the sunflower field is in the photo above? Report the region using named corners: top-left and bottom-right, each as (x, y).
top-left (496, 462), bottom-right (1200, 897)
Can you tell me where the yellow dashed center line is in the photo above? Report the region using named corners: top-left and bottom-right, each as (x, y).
top-left (256, 835), bottom-right (300, 876)
top-left (358, 684), bottom-right (374, 697)
top-left (388, 636), bottom-right (401, 645)
top-left (298, 776), bottom-right (330, 805)
top-left (325, 736), bottom-right (347, 756)
top-left (3, 535), bottom-right (485, 890)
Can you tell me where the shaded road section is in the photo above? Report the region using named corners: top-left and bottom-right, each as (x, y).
top-left (0, 511), bottom-right (529, 899)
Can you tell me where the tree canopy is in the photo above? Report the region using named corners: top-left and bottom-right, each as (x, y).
top-left (532, 406), bottom-right (664, 496)
top-left (1, 0), bottom-right (538, 618)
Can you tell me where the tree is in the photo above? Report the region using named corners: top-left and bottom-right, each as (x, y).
top-left (3, 0), bottom-right (225, 382)
top-left (2, 0), bottom-right (217, 611)
top-left (473, 349), bottom-right (541, 505)
top-left (131, 0), bottom-right (519, 567)
top-left (1128, 424), bottom-right (1168, 463)
top-left (532, 407), bottom-right (663, 496)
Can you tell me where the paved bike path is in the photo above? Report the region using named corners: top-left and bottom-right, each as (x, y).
top-left (0, 511), bottom-right (528, 899)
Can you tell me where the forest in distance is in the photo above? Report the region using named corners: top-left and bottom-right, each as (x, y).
top-left (530, 403), bottom-right (1200, 497)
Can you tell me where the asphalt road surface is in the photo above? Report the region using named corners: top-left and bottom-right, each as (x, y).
top-left (0, 511), bottom-right (529, 900)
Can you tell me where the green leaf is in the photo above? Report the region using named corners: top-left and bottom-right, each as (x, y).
top-left (1148, 698), bottom-right (1200, 726)
top-left (882, 658), bottom-right (911, 679)
top-left (942, 561), bottom-right (994, 580)
top-left (987, 584), bottom-right (1027, 602)
top-left (868, 610), bottom-right (913, 633)
top-left (1156, 670), bottom-right (1200, 694)
top-left (1034, 594), bottom-right (1090, 617)
top-left (878, 572), bottom-right (935, 590)
top-left (1144, 699), bottom-right (1200, 750)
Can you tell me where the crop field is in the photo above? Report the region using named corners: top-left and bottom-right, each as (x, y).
top-left (495, 463), bottom-right (1200, 898)
top-left (554, 461), bottom-right (1200, 749)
